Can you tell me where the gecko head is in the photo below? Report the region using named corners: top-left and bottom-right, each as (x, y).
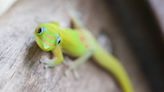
top-left (34, 22), bottom-right (61, 51)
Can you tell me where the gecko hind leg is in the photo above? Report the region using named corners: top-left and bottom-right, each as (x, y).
top-left (64, 49), bottom-right (94, 79)
top-left (69, 13), bottom-right (85, 30)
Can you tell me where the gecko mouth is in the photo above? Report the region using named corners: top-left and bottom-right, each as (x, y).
top-left (41, 41), bottom-right (55, 51)
top-left (35, 37), bottom-right (53, 51)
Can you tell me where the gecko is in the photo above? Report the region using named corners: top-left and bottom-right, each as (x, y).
top-left (33, 17), bottom-right (134, 92)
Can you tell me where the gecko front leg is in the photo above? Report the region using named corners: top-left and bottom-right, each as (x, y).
top-left (40, 46), bottom-right (64, 68)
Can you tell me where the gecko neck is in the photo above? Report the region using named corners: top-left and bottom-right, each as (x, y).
top-left (58, 28), bottom-right (77, 48)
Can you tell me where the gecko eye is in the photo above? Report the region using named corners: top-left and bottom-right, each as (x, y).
top-left (37, 27), bottom-right (45, 34)
top-left (56, 36), bottom-right (61, 44)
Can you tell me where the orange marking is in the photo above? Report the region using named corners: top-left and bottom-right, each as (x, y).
top-left (85, 44), bottom-right (89, 48)
top-left (79, 32), bottom-right (85, 41)
top-left (45, 34), bottom-right (54, 40)
top-left (42, 38), bottom-right (54, 46)
top-left (78, 31), bottom-right (89, 48)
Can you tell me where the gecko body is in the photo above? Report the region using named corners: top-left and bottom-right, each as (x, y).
top-left (34, 20), bottom-right (133, 92)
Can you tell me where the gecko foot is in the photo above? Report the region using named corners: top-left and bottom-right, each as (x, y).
top-left (63, 58), bottom-right (81, 80)
top-left (40, 58), bottom-right (55, 68)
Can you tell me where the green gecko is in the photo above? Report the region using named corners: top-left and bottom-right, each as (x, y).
top-left (34, 17), bottom-right (134, 92)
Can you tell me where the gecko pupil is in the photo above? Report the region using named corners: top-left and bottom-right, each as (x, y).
top-left (38, 28), bottom-right (42, 33)
top-left (58, 40), bottom-right (61, 44)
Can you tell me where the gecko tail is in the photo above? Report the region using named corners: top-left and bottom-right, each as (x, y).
top-left (93, 45), bottom-right (134, 92)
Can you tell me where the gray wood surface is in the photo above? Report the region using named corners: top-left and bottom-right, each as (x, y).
top-left (0, 0), bottom-right (150, 92)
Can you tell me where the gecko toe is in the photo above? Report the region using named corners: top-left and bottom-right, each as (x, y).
top-left (43, 65), bottom-right (48, 69)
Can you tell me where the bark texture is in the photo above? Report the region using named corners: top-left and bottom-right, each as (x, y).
top-left (0, 0), bottom-right (149, 92)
